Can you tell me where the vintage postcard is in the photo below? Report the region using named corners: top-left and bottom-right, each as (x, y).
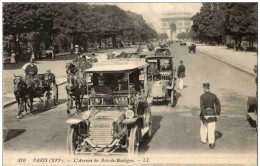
top-left (2, 2), bottom-right (258, 165)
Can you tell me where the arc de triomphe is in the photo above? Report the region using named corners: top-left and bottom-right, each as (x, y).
top-left (161, 12), bottom-right (193, 41)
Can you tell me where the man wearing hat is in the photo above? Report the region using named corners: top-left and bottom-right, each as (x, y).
top-left (73, 53), bottom-right (82, 65)
top-left (25, 58), bottom-right (38, 80)
top-left (177, 60), bottom-right (185, 89)
top-left (77, 56), bottom-right (92, 86)
top-left (91, 75), bottom-right (112, 95)
top-left (200, 83), bottom-right (221, 149)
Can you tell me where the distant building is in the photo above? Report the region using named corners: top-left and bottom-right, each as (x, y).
top-left (161, 12), bottom-right (193, 40)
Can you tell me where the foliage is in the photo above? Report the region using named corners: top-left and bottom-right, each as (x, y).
top-left (192, 3), bottom-right (257, 45)
top-left (177, 32), bottom-right (187, 40)
top-left (3, 3), bottom-right (158, 60)
top-left (158, 33), bottom-right (169, 41)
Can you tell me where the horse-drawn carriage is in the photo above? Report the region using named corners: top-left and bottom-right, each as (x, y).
top-left (146, 55), bottom-right (177, 107)
top-left (13, 72), bottom-right (58, 118)
top-left (66, 59), bottom-right (152, 155)
top-left (188, 44), bottom-right (196, 53)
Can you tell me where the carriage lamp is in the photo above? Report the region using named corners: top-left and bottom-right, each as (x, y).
top-left (125, 110), bottom-right (135, 119)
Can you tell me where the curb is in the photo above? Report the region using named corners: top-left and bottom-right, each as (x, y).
top-left (197, 48), bottom-right (255, 77)
top-left (3, 80), bottom-right (67, 108)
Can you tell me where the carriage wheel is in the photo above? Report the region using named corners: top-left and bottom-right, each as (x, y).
top-left (52, 84), bottom-right (59, 106)
top-left (171, 90), bottom-right (177, 107)
top-left (128, 126), bottom-right (139, 156)
top-left (44, 91), bottom-right (50, 111)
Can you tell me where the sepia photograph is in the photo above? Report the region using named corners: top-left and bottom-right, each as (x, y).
top-left (2, 1), bottom-right (258, 165)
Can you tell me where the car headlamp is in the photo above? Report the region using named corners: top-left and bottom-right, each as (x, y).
top-left (126, 110), bottom-right (134, 119)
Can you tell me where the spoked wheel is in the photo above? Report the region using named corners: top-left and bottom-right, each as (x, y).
top-left (52, 84), bottom-right (58, 106)
top-left (128, 126), bottom-right (139, 156)
top-left (67, 122), bottom-right (86, 155)
top-left (67, 127), bottom-right (78, 155)
top-left (44, 91), bottom-right (50, 111)
top-left (146, 107), bottom-right (153, 138)
top-left (171, 90), bottom-right (177, 107)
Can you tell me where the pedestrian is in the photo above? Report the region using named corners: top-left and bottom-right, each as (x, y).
top-left (10, 50), bottom-right (16, 64)
top-left (107, 49), bottom-right (114, 59)
top-left (177, 60), bottom-right (185, 89)
top-left (200, 83), bottom-right (221, 149)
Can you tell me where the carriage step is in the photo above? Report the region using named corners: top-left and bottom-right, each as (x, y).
top-left (247, 113), bottom-right (257, 121)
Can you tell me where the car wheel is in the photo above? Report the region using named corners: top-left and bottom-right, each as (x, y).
top-left (128, 126), bottom-right (139, 156)
top-left (67, 126), bottom-right (79, 155)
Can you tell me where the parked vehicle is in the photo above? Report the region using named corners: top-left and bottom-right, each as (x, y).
top-left (188, 44), bottom-right (196, 53)
top-left (66, 59), bottom-right (152, 155)
top-left (146, 55), bottom-right (177, 107)
top-left (180, 41), bottom-right (186, 46)
top-left (247, 64), bottom-right (258, 131)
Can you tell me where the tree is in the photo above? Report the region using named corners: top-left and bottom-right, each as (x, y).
top-left (177, 32), bottom-right (187, 40)
top-left (158, 33), bottom-right (168, 41)
top-left (225, 3), bottom-right (257, 47)
top-left (192, 3), bottom-right (227, 44)
top-left (3, 3), bottom-right (55, 59)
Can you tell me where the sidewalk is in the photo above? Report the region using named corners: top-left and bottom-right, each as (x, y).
top-left (196, 45), bottom-right (257, 76)
top-left (3, 46), bottom-right (139, 107)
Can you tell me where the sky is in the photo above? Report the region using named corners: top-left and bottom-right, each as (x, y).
top-left (113, 3), bottom-right (202, 33)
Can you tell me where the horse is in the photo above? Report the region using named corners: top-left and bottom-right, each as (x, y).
top-left (66, 73), bottom-right (85, 114)
top-left (13, 76), bottom-right (33, 119)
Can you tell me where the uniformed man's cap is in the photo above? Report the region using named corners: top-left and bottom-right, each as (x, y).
top-left (203, 83), bottom-right (210, 88)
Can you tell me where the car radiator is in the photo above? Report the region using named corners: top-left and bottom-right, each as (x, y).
top-left (89, 120), bottom-right (114, 145)
top-left (160, 73), bottom-right (171, 80)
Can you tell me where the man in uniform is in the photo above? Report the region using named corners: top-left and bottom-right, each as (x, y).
top-left (91, 75), bottom-right (112, 95)
top-left (25, 58), bottom-right (38, 80)
top-left (200, 83), bottom-right (221, 149)
top-left (177, 60), bottom-right (185, 89)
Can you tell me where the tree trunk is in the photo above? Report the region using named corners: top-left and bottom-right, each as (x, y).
top-left (112, 35), bottom-right (117, 48)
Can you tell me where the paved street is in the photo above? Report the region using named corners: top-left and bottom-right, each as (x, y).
top-left (3, 43), bottom-right (257, 164)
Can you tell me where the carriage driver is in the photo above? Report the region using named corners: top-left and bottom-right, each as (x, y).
top-left (91, 75), bottom-right (112, 95)
top-left (25, 58), bottom-right (38, 80)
